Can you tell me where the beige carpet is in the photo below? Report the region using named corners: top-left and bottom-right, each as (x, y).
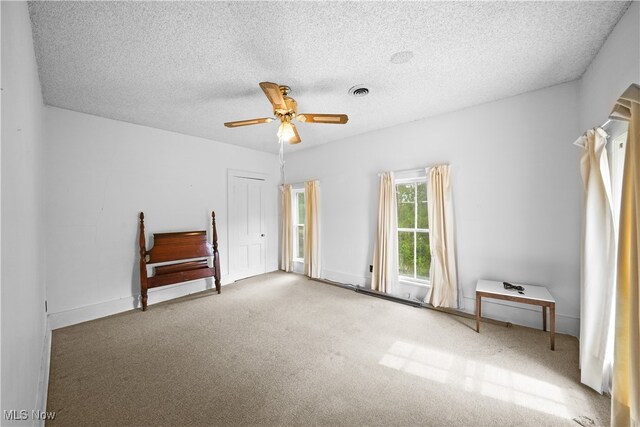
top-left (47, 272), bottom-right (609, 426)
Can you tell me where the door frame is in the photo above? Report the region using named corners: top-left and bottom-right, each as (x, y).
top-left (227, 169), bottom-right (268, 282)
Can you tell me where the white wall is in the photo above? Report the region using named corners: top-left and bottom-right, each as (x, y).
top-left (1, 2), bottom-right (49, 425)
top-left (43, 107), bottom-right (280, 328)
top-left (285, 81), bottom-right (582, 335)
top-left (580, 1), bottom-right (640, 131)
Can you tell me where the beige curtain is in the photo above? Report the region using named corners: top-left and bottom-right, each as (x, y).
top-left (427, 165), bottom-right (458, 308)
top-left (280, 184), bottom-right (293, 272)
top-left (577, 128), bottom-right (615, 393)
top-left (372, 172), bottom-right (398, 294)
top-left (611, 83), bottom-right (639, 427)
top-left (304, 180), bottom-right (320, 278)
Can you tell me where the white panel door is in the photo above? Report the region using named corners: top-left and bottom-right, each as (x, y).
top-left (229, 174), bottom-right (266, 280)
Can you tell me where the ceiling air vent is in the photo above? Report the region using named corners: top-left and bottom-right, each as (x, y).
top-left (349, 85), bottom-right (369, 97)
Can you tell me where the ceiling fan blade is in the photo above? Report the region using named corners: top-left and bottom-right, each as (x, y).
top-left (259, 82), bottom-right (287, 111)
top-left (224, 117), bottom-right (274, 128)
top-left (296, 113), bottom-right (348, 124)
top-left (289, 123), bottom-right (301, 144)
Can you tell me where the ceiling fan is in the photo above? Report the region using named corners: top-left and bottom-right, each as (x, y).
top-left (224, 82), bottom-right (349, 144)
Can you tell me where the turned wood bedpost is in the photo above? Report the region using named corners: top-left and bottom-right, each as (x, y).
top-left (212, 210), bottom-right (221, 294)
top-left (139, 212), bottom-right (149, 311)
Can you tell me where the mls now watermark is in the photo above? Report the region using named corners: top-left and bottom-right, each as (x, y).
top-left (4, 410), bottom-right (56, 421)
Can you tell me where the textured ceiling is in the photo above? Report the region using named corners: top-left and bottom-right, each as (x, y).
top-left (28, 1), bottom-right (630, 154)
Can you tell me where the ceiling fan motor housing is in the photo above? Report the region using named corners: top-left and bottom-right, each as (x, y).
top-left (276, 92), bottom-right (298, 121)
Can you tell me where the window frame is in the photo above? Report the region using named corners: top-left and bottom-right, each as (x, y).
top-left (395, 175), bottom-right (430, 287)
top-left (292, 188), bottom-right (306, 262)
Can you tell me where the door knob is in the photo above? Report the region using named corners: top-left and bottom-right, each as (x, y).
top-left (261, 234), bottom-right (265, 237)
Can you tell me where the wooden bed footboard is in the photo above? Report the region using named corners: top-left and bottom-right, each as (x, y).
top-left (138, 211), bottom-right (221, 311)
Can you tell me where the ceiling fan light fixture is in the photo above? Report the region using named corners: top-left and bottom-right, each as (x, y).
top-left (277, 121), bottom-right (296, 143)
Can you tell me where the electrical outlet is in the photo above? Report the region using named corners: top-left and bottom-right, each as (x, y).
top-left (369, 265), bottom-right (373, 273)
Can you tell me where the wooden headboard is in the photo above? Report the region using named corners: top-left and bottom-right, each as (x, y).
top-left (138, 211), bottom-right (221, 311)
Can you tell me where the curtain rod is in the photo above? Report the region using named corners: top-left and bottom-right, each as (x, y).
top-left (377, 164), bottom-right (450, 177)
top-left (573, 120), bottom-right (614, 147)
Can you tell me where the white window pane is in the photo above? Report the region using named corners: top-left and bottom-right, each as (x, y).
top-left (297, 192), bottom-right (305, 224)
top-left (417, 181), bottom-right (428, 229)
top-left (416, 232), bottom-right (430, 280)
top-left (297, 225), bottom-right (304, 259)
top-left (396, 183), bottom-right (415, 229)
top-left (398, 231), bottom-right (414, 277)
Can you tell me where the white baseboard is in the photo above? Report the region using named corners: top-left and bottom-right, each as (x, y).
top-left (461, 296), bottom-right (579, 337)
top-left (35, 321), bottom-right (52, 427)
top-left (48, 276), bottom-right (233, 330)
top-left (320, 269), bottom-right (579, 337)
top-left (222, 268), bottom-right (281, 284)
top-left (322, 269), bottom-right (369, 287)
top-left (292, 260), bottom-right (304, 275)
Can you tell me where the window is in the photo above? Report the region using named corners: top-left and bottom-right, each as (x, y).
top-left (396, 178), bottom-right (430, 283)
top-left (293, 189), bottom-right (306, 261)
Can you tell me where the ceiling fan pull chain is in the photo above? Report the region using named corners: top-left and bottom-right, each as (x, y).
top-left (279, 137), bottom-right (286, 184)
